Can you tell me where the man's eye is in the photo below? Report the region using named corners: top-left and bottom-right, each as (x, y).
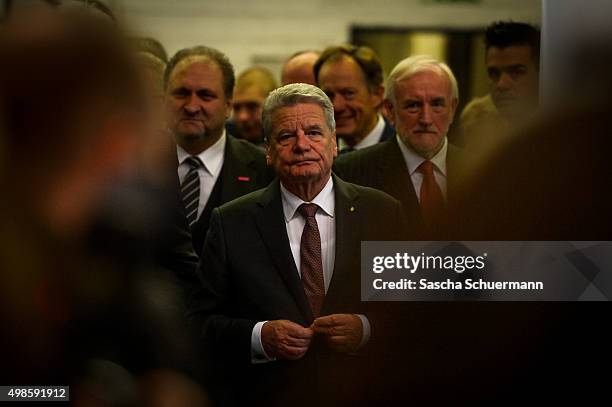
top-left (197, 91), bottom-right (215, 100)
top-left (404, 102), bottom-right (421, 111)
top-left (277, 134), bottom-right (294, 144)
top-left (487, 69), bottom-right (501, 82)
top-left (342, 89), bottom-right (356, 99)
top-left (172, 89), bottom-right (189, 97)
top-left (509, 67), bottom-right (527, 79)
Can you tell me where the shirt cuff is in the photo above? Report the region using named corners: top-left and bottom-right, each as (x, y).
top-left (251, 321), bottom-right (276, 364)
top-left (356, 314), bottom-right (371, 348)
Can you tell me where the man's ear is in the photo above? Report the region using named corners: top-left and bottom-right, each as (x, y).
top-left (449, 97), bottom-right (459, 123)
top-left (370, 85), bottom-right (385, 109)
top-left (383, 99), bottom-right (396, 127)
top-left (225, 97), bottom-right (233, 119)
top-left (265, 145), bottom-right (272, 166)
top-left (331, 131), bottom-right (338, 159)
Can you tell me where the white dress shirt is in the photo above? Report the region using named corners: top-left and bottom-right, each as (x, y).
top-left (177, 131), bottom-right (226, 220)
top-left (251, 177), bottom-right (370, 363)
top-left (396, 134), bottom-right (448, 202)
top-left (338, 114), bottom-right (386, 151)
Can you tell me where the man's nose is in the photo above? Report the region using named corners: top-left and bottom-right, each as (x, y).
top-left (184, 94), bottom-right (201, 114)
top-left (332, 94), bottom-right (346, 113)
top-left (235, 107), bottom-right (249, 123)
top-left (419, 104), bottom-right (433, 126)
top-left (496, 71), bottom-right (513, 91)
top-left (293, 130), bottom-right (311, 151)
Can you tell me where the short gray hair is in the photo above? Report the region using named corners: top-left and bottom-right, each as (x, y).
top-left (262, 83), bottom-right (335, 141)
top-left (385, 55), bottom-right (459, 104)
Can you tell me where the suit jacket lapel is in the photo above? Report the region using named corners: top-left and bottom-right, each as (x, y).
top-left (220, 135), bottom-right (259, 203)
top-left (380, 119), bottom-right (396, 143)
top-left (255, 181), bottom-right (314, 323)
top-left (379, 138), bottom-right (420, 215)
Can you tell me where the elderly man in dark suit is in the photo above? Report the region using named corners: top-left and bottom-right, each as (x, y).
top-left (165, 46), bottom-right (274, 256)
top-left (189, 83), bottom-right (404, 406)
top-left (334, 55), bottom-right (467, 239)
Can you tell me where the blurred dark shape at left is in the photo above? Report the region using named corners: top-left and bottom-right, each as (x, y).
top-left (0, 6), bottom-right (206, 405)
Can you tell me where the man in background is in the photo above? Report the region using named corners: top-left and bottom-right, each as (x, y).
top-left (314, 45), bottom-right (394, 153)
top-left (164, 46), bottom-right (274, 255)
top-left (230, 66), bottom-right (277, 146)
top-left (335, 55), bottom-right (466, 239)
top-left (281, 50), bottom-right (320, 85)
top-left (460, 21), bottom-right (540, 150)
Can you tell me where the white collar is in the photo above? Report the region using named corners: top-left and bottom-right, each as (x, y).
top-left (338, 114), bottom-right (385, 151)
top-left (396, 134), bottom-right (448, 176)
top-left (280, 176), bottom-right (335, 222)
top-left (177, 130), bottom-right (226, 176)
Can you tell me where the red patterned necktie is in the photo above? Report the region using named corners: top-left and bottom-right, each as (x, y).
top-left (298, 203), bottom-right (325, 317)
top-left (418, 160), bottom-right (445, 229)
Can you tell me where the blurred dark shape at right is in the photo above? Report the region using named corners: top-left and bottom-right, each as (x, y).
top-left (444, 39), bottom-right (612, 404)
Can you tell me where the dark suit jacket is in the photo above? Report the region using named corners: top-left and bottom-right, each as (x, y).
top-left (379, 117), bottom-right (395, 143)
top-left (338, 117), bottom-right (395, 154)
top-left (189, 135), bottom-right (274, 255)
top-left (333, 136), bottom-right (466, 239)
top-left (188, 175), bottom-right (404, 406)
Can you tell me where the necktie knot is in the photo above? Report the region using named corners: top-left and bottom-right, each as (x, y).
top-left (298, 203), bottom-right (318, 218)
top-left (185, 156), bottom-right (203, 170)
top-left (418, 160), bottom-right (435, 176)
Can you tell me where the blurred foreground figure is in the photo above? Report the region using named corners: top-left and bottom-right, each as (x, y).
top-left (447, 41), bottom-right (612, 405)
top-left (0, 8), bottom-right (206, 405)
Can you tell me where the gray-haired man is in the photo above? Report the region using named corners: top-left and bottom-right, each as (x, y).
top-left (189, 83), bottom-right (404, 406)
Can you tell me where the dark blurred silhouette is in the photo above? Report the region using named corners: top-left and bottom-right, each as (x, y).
top-left (0, 7), bottom-right (206, 405)
top-left (445, 39), bottom-right (612, 405)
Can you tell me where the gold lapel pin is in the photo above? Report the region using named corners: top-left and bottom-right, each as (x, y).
top-left (349, 206), bottom-right (355, 212)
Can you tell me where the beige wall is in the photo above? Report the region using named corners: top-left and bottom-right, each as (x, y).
top-left (116, 0), bottom-right (541, 79)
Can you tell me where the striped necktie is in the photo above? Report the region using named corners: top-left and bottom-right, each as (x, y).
top-left (181, 156), bottom-right (203, 228)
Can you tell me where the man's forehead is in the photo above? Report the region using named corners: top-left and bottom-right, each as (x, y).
top-left (320, 56), bottom-right (367, 86)
top-left (170, 56), bottom-right (219, 80)
top-left (486, 44), bottom-right (536, 67)
top-left (396, 70), bottom-right (452, 97)
top-left (273, 103), bottom-right (326, 125)
top-left (233, 85), bottom-right (266, 102)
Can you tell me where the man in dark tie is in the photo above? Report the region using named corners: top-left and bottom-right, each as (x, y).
top-left (334, 55), bottom-right (467, 238)
top-left (314, 45), bottom-right (395, 154)
top-left (164, 46), bottom-right (274, 255)
top-left (188, 83), bottom-right (404, 406)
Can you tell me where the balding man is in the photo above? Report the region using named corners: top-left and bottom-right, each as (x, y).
top-left (165, 46), bottom-right (274, 255)
top-left (231, 66), bottom-right (278, 146)
top-left (281, 50), bottom-right (320, 85)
